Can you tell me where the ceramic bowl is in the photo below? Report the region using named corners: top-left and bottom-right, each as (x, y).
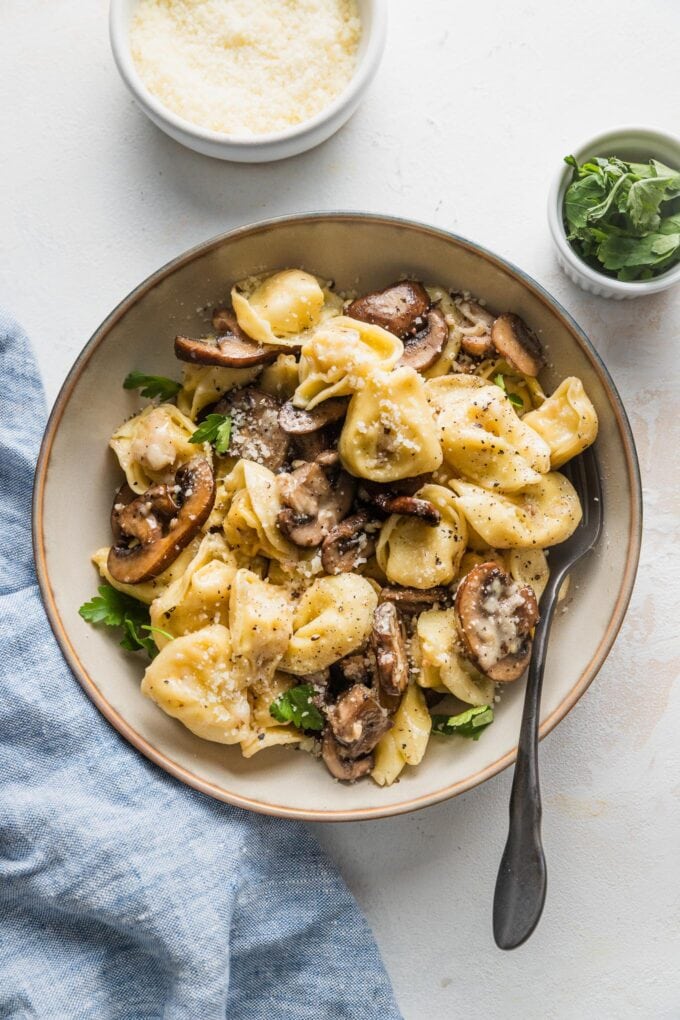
top-left (33, 213), bottom-right (642, 822)
top-left (109, 0), bottom-right (388, 162)
top-left (548, 126), bottom-right (680, 299)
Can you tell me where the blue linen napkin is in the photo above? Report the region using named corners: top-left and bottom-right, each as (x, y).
top-left (0, 312), bottom-right (402, 1020)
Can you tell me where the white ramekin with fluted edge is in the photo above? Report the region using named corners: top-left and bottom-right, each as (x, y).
top-left (109, 0), bottom-right (387, 163)
top-left (548, 127), bottom-right (680, 300)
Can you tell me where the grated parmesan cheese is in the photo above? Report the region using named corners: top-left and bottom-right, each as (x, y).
top-left (130, 0), bottom-right (362, 136)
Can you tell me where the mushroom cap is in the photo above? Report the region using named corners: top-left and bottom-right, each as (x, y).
top-left (379, 585), bottom-right (451, 612)
top-left (175, 310), bottom-right (283, 368)
top-left (320, 511), bottom-right (376, 574)
top-left (360, 486), bottom-right (441, 525)
top-left (215, 388), bottom-right (290, 471)
top-left (276, 463), bottom-right (355, 548)
top-left (454, 561), bottom-right (539, 682)
top-left (491, 313), bottom-right (546, 377)
top-left (346, 281), bottom-right (431, 337)
top-left (107, 457), bottom-right (215, 585)
top-left (278, 398), bottom-right (349, 435)
top-left (370, 602), bottom-right (409, 698)
top-left (321, 729), bottom-right (374, 782)
top-left (398, 306), bottom-right (448, 372)
top-left (328, 683), bottom-right (392, 757)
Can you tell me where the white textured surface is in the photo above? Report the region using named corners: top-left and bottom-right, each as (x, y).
top-left (1, 2), bottom-right (679, 1018)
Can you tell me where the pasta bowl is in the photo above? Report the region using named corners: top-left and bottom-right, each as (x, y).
top-left (33, 214), bottom-right (642, 821)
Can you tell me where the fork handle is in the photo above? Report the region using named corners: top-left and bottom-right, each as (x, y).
top-left (492, 578), bottom-right (562, 950)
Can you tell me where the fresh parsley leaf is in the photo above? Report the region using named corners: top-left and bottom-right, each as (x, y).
top-left (563, 154), bottom-right (680, 281)
top-left (430, 705), bottom-right (494, 740)
top-left (270, 684), bottom-right (325, 731)
top-left (190, 413), bottom-right (232, 454)
top-left (508, 392), bottom-right (524, 409)
top-left (123, 371), bottom-right (182, 401)
top-left (493, 373), bottom-right (524, 409)
top-left (493, 372), bottom-right (506, 390)
top-left (79, 585), bottom-right (162, 659)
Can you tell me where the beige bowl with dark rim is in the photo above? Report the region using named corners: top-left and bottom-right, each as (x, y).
top-left (33, 214), bottom-right (642, 822)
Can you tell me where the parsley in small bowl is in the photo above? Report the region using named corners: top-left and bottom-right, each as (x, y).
top-left (548, 127), bottom-right (680, 299)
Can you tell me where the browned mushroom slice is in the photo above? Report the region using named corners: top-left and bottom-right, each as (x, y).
top-left (214, 388), bottom-right (289, 470)
top-left (371, 602), bottom-right (409, 698)
top-left (321, 729), bottom-right (374, 782)
top-left (278, 398), bottom-right (349, 435)
top-left (347, 281), bottom-right (431, 337)
top-left (175, 310), bottom-right (282, 368)
top-left (328, 684), bottom-right (392, 757)
top-left (379, 586), bottom-right (450, 612)
top-left (457, 298), bottom-right (496, 357)
top-left (398, 306), bottom-right (448, 372)
top-left (107, 457), bottom-right (215, 584)
top-left (491, 313), bottom-right (546, 377)
top-left (454, 561), bottom-right (539, 682)
top-left (320, 511), bottom-right (376, 574)
top-left (277, 463), bottom-right (354, 547)
top-left (360, 488), bottom-right (440, 525)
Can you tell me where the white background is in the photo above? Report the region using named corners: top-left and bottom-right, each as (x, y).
top-left (2, 2), bottom-right (679, 1017)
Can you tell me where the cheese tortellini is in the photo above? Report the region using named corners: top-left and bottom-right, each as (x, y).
top-left (293, 316), bottom-right (404, 409)
top-left (232, 269), bottom-right (333, 346)
top-left (523, 376), bottom-right (599, 469)
top-left (376, 484), bottom-right (467, 588)
top-left (110, 404), bottom-right (203, 493)
top-left (450, 472), bottom-right (582, 548)
top-left (141, 625), bottom-right (250, 744)
top-left (281, 573), bottom-right (378, 674)
top-left (340, 367), bottom-right (443, 481)
top-left (221, 460), bottom-right (298, 563)
top-left (177, 363), bottom-right (261, 419)
top-left (416, 609), bottom-right (495, 705)
top-left (229, 569), bottom-right (293, 682)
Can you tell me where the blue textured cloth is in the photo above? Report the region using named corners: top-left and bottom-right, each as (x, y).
top-left (0, 313), bottom-right (401, 1020)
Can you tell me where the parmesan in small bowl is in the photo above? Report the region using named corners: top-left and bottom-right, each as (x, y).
top-left (110, 0), bottom-right (387, 162)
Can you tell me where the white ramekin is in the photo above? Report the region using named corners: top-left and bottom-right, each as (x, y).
top-left (548, 127), bottom-right (680, 300)
top-left (109, 0), bottom-right (387, 163)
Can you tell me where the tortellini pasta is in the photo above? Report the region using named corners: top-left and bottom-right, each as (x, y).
top-left (426, 375), bottom-right (551, 491)
top-left (293, 316), bottom-right (403, 409)
top-left (110, 404), bottom-right (203, 493)
top-left (372, 685), bottom-right (431, 786)
top-left (232, 270), bottom-right (333, 346)
top-left (221, 460), bottom-right (298, 563)
top-left (376, 485), bottom-right (467, 588)
top-left (339, 367), bottom-right (443, 481)
top-left (229, 569), bottom-right (293, 682)
top-left (258, 354), bottom-right (300, 401)
top-left (240, 672), bottom-right (303, 758)
top-left (416, 609), bottom-right (495, 705)
top-left (281, 573), bottom-right (378, 674)
top-left (177, 363), bottom-right (261, 419)
top-left (149, 533), bottom-right (237, 648)
top-left (141, 625), bottom-right (250, 744)
top-left (523, 376), bottom-right (598, 468)
top-left (450, 472), bottom-right (582, 548)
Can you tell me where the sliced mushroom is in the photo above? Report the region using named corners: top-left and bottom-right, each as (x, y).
top-left (347, 281), bottom-right (431, 337)
top-left (360, 486), bottom-right (440, 525)
top-left (276, 463), bottom-right (354, 547)
top-left (398, 306), bottom-right (448, 372)
top-left (320, 511), bottom-right (376, 574)
top-left (328, 653), bottom-right (372, 699)
top-left (279, 398), bottom-right (349, 435)
top-left (328, 683), bottom-right (392, 757)
top-left (491, 313), bottom-right (546, 377)
top-left (371, 602), bottom-right (409, 698)
top-left (214, 388), bottom-right (289, 471)
top-left (321, 729), bottom-right (374, 782)
top-left (456, 298), bottom-right (496, 357)
top-left (175, 310), bottom-right (282, 368)
top-left (379, 586), bottom-right (451, 612)
top-left (107, 457), bottom-right (215, 584)
top-left (454, 561), bottom-right (539, 682)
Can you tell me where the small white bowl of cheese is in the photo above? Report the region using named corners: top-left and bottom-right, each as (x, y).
top-left (110, 0), bottom-right (387, 162)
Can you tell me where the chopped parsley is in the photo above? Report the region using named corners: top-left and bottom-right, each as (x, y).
top-left (123, 371), bottom-right (182, 401)
top-left (430, 705), bottom-right (494, 740)
top-left (79, 584), bottom-right (169, 658)
top-left (190, 413), bottom-right (232, 454)
top-left (493, 372), bottom-right (524, 409)
top-left (270, 684), bottom-right (325, 731)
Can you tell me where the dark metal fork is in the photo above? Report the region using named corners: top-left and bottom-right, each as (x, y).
top-left (492, 445), bottom-right (603, 949)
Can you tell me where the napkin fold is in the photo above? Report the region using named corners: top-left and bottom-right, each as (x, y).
top-left (0, 312), bottom-right (401, 1020)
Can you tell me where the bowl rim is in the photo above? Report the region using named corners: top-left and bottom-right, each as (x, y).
top-left (109, 0), bottom-right (388, 149)
top-left (547, 125), bottom-right (680, 296)
top-left (32, 212), bottom-right (643, 822)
